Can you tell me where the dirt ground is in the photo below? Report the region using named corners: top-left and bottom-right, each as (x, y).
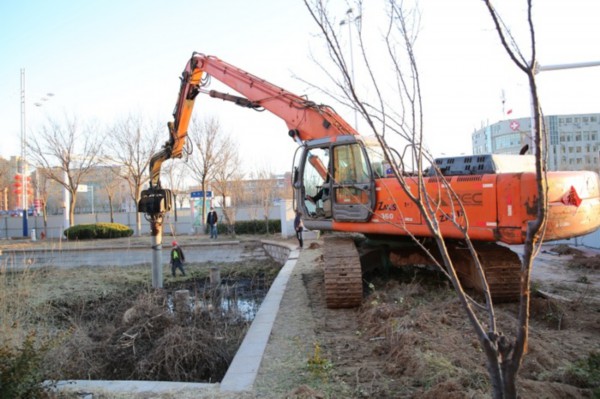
top-left (2, 236), bottom-right (599, 398)
top-left (252, 239), bottom-right (600, 399)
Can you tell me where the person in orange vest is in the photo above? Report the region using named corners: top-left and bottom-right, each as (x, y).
top-left (170, 241), bottom-right (186, 277)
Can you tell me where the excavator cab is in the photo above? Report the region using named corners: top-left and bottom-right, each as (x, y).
top-left (296, 135), bottom-right (381, 229)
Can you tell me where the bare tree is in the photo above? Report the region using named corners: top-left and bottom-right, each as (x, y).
top-left (34, 168), bottom-right (51, 237)
top-left (304, 1), bottom-right (547, 398)
top-left (0, 157), bottom-right (10, 211)
top-left (106, 114), bottom-right (162, 236)
top-left (211, 139), bottom-right (243, 236)
top-left (97, 166), bottom-right (124, 223)
top-left (162, 160), bottom-right (188, 224)
top-left (186, 116), bottom-right (230, 230)
top-left (27, 116), bottom-right (103, 226)
top-left (251, 166), bottom-right (278, 234)
top-left (481, 1), bottom-right (548, 396)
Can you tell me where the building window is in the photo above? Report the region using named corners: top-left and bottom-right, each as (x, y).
top-left (566, 118), bottom-right (572, 123)
top-left (591, 116), bottom-right (597, 122)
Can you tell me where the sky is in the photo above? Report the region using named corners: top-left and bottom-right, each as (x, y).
top-left (1, 0), bottom-right (599, 176)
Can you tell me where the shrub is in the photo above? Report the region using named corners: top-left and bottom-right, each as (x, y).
top-left (64, 223), bottom-right (133, 240)
top-left (232, 219), bottom-right (281, 235)
top-left (0, 332), bottom-right (52, 399)
top-left (204, 219), bottom-right (281, 236)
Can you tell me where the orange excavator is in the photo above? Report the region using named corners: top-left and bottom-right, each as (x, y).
top-left (139, 52), bottom-right (600, 307)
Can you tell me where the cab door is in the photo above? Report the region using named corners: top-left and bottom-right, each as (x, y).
top-left (331, 142), bottom-right (376, 222)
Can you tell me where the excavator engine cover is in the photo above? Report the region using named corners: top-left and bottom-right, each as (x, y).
top-left (138, 188), bottom-right (173, 214)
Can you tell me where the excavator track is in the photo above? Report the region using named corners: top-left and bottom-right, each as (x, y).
top-left (323, 236), bottom-right (363, 309)
top-left (450, 242), bottom-right (522, 303)
top-left (387, 241), bottom-right (522, 302)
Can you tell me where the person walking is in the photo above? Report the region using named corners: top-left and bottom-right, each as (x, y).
top-left (294, 210), bottom-right (304, 248)
top-left (206, 207), bottom-right (219, 239)
top-left (170, 241), bottom-right (186, 277)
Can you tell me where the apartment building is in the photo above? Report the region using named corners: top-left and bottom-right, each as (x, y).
top-left (472, 113), bottom-right (600, 173)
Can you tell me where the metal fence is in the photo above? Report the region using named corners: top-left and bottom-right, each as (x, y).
top-left (0, 201), bottom-right (296, 240)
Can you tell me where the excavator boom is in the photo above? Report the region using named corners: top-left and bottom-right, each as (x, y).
top-left (148, 52), bottom-right (358, 190)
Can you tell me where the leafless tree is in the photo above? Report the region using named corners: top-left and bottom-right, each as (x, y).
top-left (34, 168), bottom-right (51, 236)
top-left (27, 116), bottom-right (103, 227)
top-left (211, 140), bottom-right (243, 236)
top-left (186, 116), bottom-right (230, 230)
top-left (304, 1), bottom-right (547, 398)
top-left (97, 166), bottom-right (124, 223)
top-left (481, 1), bottom-right (548, 396)
top-left (162, 160), bottom-right (188, 224)
top-left (106, 114), bottom-right (162, 236)
top-left (0, 157), bottom-right (11, 211)
top-left (251, 166), bottom-right (278, 234)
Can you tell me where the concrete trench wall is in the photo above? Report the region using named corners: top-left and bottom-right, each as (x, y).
top-left (261, 240), bottom-right (296, 264)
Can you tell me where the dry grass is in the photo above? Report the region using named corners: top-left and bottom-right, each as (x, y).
top-left (0, 250), bottom-right (281, 387)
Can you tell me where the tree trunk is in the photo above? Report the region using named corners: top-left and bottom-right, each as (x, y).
top-left (109, 197), bottom-right (114, 223)
top-left (135, 191), bottom-right (142, 236)
top-left (69, 191), bottom-right (77, 227)
top-left (173, 193), bottom-right (178, 222)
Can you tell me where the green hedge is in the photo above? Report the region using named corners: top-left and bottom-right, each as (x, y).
top-left (64, 223), bottom-right (134, 240)
top-left (234, 219), bottom-right (281, 235)
top-left (205, 219), bottom-right (281, 235)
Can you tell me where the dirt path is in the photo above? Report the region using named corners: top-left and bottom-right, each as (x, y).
top-left (251, 239), bottom-right (600, 398)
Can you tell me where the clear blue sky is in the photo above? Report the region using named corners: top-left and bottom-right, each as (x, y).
top-left (1, 0), bottom-right (599, 173)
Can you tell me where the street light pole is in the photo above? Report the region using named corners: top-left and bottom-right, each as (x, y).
top-left (20, 69), bottom-right (28, 237)
top-left (529, 60), bottom-right (600, 153)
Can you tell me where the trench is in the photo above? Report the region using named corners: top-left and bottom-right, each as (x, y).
top-left (51, 240), bottom-right (298, 395)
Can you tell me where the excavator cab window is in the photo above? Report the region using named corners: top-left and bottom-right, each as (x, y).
top-left (299, 139), bottom-right (375, 223)
top-left (302, 147), bottom-right (331, 216)
top-left (328, 141), bottom-right (376, 221)
top-left (364, 142), bottom-right (388, 178)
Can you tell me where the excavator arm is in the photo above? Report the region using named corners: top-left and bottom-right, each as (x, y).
top-left (148, 52), bottom-right (358, 190)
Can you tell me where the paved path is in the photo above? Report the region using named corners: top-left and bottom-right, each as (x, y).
top-left (0, 240), bottom-right (270, 270)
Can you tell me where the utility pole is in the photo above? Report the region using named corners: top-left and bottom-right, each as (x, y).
top-left (20, 69), bottom-right (28, 237)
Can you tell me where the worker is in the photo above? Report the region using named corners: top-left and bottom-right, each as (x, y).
top-left (170, 241), bottom-right (186, 277)
top-left (206, 207), bottom-right (218, 239)
top-left (294, 210), bottom-right (304, 248)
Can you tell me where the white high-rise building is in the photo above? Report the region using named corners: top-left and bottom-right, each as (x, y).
top-left (472, 113), bottom-right (600, 173)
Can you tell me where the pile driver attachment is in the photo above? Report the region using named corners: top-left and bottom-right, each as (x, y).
top-left (138, 188), bottom-right (173, 215)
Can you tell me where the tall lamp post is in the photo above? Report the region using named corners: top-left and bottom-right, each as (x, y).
top-left (20, 69), bottom-right (28, 237)
top-left (530, 60), bottom-right (600, 152)
top-left (20, 68), bottom-right (55, 237)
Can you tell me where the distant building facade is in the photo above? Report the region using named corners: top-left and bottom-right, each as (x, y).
top-left (472, 113), bottom-right (600, 173)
